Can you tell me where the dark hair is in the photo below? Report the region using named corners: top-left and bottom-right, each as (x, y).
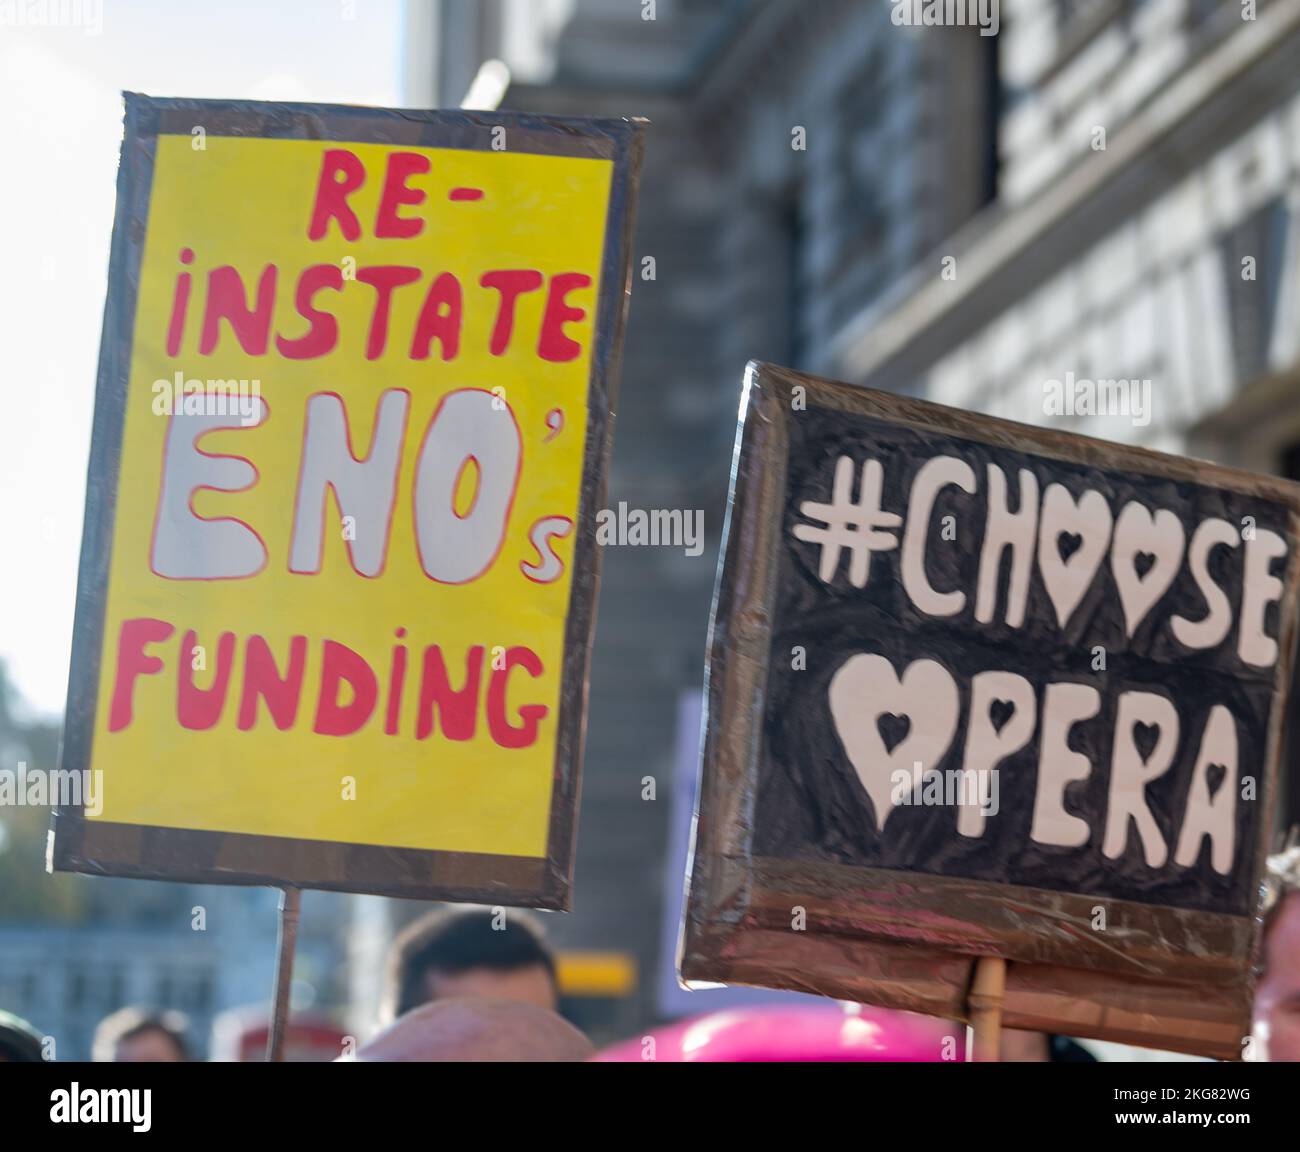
top-left (385, 907), bottom-right (557, 1021)
top-left (0, 1010), bottom-right (44, 1062)
top-left (92, 1007), bottom-right (191, 1062)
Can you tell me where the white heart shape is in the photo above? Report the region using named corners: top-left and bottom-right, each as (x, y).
top-left (1036, 484), bottom-right (1113, 630)
top-left (1110, 501), bottom-right (1186, 638)
top-left (828, 654), bottom-right (959, 831)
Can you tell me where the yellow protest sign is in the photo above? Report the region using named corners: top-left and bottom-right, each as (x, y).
top-left (53, 95), bottom-right (644, 906)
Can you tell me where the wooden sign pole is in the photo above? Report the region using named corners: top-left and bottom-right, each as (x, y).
top-left (968, 956), bottom-right (1007, 1062)
top-left (266, 886), bottom-right (302, 1063)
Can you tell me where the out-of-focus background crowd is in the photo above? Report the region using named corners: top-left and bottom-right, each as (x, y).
top-left (3, 0), bottom-right (1300, 1060)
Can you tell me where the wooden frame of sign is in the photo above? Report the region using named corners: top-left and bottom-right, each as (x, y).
top-left (681, 361), bottom-right (1300, 1059)
top-left (51, 95), bottom-right (645, 910)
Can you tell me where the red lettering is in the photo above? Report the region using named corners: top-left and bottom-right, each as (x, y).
top-left (237, 635), bottom-right (308, 731)
top-left (308, 149), bottom-right (365, 241)
top-left (356, 265), bottom-right (421, 360)
top-left (410, 272), bottom-right (463, 360)
top-left (108, 617), bottom-right (174, 733)
top-left (385, 638), bottom-right (408, 736)
top-left (487, 646), bottom-right (547, 748)
top-left (480, 270), bottom-right (543, 356)
top-left (313, 640), bottom-right (379, 736)
top-left (538, 272), bottom-right (591, 362)
top-left (375, 151), bottom-right (430, 239)
top-left (177, 630), bottom-right (236, 731)
top-left (276, 265), bottom-right (344, 359)
top-left (200, 264), bottom-right (278, 356)
top-left (416, 645), bottom-right (483, 740)
top-left (166, 248), bottom-right (194, 357)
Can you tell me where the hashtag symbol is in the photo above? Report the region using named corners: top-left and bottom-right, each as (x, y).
top-left (792, 456), bottom-right (901, 587)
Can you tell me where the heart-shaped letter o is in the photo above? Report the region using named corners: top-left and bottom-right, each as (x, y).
top-left (1037, 484), bottom-right (1113, 630)
top-left (1111, 501), bottom-right (1186, 638)
top-left (828, 654), bottom-right (960, 832)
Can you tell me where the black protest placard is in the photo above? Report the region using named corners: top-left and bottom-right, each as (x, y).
top-left (682, 362), bottom-right (1300, 1058)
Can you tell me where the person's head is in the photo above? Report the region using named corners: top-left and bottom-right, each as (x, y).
top-left (384, 907), bottom-right (558, 1023)
top-left (355, 998), bottom-right (592, 1062)
top-left (1254, 845), bottom-right (1300, 1062)
top-left (93, 1008), bottom-right (190, 1063)
top-left (0, 1011), bottom-right (44, 1062)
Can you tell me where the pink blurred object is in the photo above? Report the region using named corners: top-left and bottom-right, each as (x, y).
top-left (594, 1003), bottom-right (962, 1062)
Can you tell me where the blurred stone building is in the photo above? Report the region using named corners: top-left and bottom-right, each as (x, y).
top-left (381, 0), bottom-right (1300, 1035)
